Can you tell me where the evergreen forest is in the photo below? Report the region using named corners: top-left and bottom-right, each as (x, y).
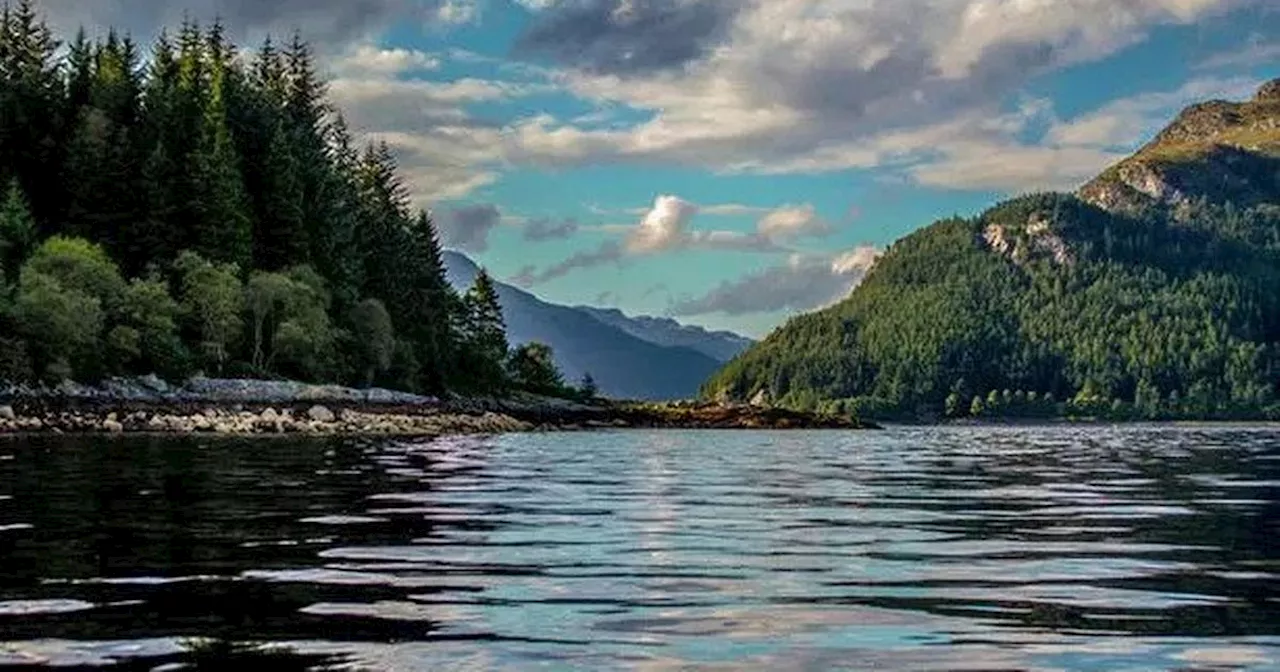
top-left (0, 2), bottom-right (576, 398)
top-left (704, 193), bottom-right (1280, 421)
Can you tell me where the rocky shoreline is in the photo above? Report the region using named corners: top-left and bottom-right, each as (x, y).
top-left (0, 377), bottom-right (871, 437)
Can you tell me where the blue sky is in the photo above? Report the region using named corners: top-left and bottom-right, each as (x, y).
top-left (39, 0), bottom-right (1280, 338)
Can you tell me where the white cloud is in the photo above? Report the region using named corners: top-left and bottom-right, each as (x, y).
top-left (334, 45), bottom-right (441, 76)
top-left (432, 0), bottom-right (480, 24)
top-left (669, 245), bottom-right (882, 317)
top-left (503, 0), bottom-right (1256, 191)
top-left (1046, 76), bottom-right (1259, 149)
top-left (1197, 34), bottom-right (1280, 71)
top-left (757, 204), bottom-right (830, 241)
top-left (513, 0), bottom-right (561, 9)
top-left (626, 195), bottom-right (699, 253)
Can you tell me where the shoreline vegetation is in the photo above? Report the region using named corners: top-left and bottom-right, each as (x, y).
top-left (0, 5), bottom-right (601, 411)
top-left (0, 376), bottom-right (873, 437)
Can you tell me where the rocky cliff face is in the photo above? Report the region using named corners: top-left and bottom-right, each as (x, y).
top-left (1079, 78), bottom-right (1280, 215)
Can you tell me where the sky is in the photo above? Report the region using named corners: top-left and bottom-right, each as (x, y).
top-left (34, 0), bottom-right (1280, 338)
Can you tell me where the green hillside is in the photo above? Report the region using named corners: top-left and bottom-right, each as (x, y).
top-left (703, 80), bottom-right (1280, 421)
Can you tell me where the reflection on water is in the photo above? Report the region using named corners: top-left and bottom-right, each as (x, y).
top-left (0, 426), bottom-right (1277, 670)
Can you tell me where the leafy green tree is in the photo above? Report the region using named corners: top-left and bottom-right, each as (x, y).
top-left (350, 298), bottom-right (395, 387)
top-left (117, 275), bottom-right (186, 377)
top-left (507, 342), bottom-right (563, 394)
top-left (23, 236), bottom-right (127, 314)
top-left (13, 268), bottom-right (102, 380)
top-left (244, 265), bottom-right (333, 378)
top-left (174, 251), bottom-right (243, 374)
top-left (271, 266), bottom-right (334, 380)
top-left (944, 391), bottom-right (962, 418)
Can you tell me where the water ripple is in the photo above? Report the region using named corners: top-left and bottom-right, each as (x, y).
top-left (0, 426), bottom-right (1276, 670)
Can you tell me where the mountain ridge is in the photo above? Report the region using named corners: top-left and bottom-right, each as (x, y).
top-left (573, 305), bottom-right (753, 362)
top-left (1080, 77), bottom-right (1280, 215)
top-left (442, 251), bottom-right (736, 400)
top-left (704, 76), bottom-right (1280, 420)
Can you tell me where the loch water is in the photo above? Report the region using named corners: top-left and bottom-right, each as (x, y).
top-left (0, 426), bottom-right (1277, 670)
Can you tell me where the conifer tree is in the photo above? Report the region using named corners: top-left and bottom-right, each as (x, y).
top-left (462, 269), bottom-right (509, 389)
top-left (400, 211), bottom-right (456, 392)
top-left (186, 27), bottom-right (252, 269)
top-left (0, 0), bottom-right (63, 231)
top-left (0, 178), bottom-right (35, 283)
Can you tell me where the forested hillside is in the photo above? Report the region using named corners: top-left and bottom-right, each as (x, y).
top-left (704, 79), bottom-right (1280, 421)
top-left (0, 2), bottom-right (568, 397)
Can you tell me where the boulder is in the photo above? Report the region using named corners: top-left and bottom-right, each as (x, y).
top-left (0, 406), bottom-right (14, 421)
top-left (307, 405), bottom-right (336, 423)
top-left (102, 419), bottom-right (124, 433)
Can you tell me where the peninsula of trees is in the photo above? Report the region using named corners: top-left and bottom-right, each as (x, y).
top-left (0, 3), bottom-right (579, 399)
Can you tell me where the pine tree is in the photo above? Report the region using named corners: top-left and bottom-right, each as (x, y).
top-left (0, 0), bottom-right (63, 232)
top-left (462, 269), bottom-right (509, 389)
top-left (578, 372), bottom-right (598, 400)
top-left (63, 29), bottom-right (92, 115)
top-left (184, 27), bottom-right (252, 269)
top-left (0, 178), bottom-right (35, 284)
top-left (355, 142), bottom-right (412, 309)
top-left (311, 114), bottom-right (364, 308)
top-left (252, 119), bottom-right (306, 269)
top-left (402, 211), bottom-right (457, 392)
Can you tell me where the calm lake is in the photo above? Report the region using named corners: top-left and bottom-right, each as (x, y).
top-left (0, 426), bottom-right (1277, 670)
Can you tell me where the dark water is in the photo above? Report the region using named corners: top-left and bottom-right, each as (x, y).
top-left (0, 426), bottom-right (1277, 671)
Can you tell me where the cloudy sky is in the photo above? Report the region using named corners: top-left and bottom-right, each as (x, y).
top-left (36, 0), bottom-right (1280, 337)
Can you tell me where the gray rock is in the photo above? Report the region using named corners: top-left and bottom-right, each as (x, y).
top-left (0, 406), bottom-right (14, 421)
top-left (102, 419), bottom-right (124, 433)
top-left (307, 405), bottom-right (335, 423)
top-left (138, 373), bottom-right (170, 393)
top-left (260, 408), bottom-right (280, 422)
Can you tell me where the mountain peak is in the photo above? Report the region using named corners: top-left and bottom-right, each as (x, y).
top-left (1255, 78), bottom-right (1280, 103)
top-left (1079, 76), bottom-right (1280, 215)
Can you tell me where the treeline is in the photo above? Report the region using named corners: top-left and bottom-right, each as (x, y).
top-left (705, 192), bottom-right (1280, 421)
top-left (0, 2), bottom-right (585, 398)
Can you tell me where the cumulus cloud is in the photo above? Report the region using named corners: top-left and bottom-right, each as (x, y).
top-left (756, 204), bottom-right (831, 242)
top-left (35, 0), bottom-right (472, 47)
top-left (626, 194), bottom-right (699, 253)
top-left (333, 45), bottom-right (441, 77)
top-left (436, 203), bottom-right (503, 253)
top-left (523, 217), bottom-right (580, 241)
top-left (669, 246), bottom-right (882, 317)
top-left (502, 0), bottom-right (1255, 189)
top-left (514, 195), bottom-right (839, 285)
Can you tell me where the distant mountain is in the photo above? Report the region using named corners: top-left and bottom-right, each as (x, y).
top-left (575, 306), bottom-right (753, 362)
top-left (443, 251), bottom-right (724, 400)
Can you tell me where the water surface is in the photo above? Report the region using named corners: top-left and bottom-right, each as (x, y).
top-left (0, 426), bottom-right (1277, 670)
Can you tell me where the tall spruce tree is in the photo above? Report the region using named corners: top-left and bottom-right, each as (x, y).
top-left (0, 177), bottom-right (35, 283)
top-left (0, 0), bottom-right (63, 232)
top-left (461, 269), bottom-right (509, 390)
top-left (402, 210), bottom-right (456, 392)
